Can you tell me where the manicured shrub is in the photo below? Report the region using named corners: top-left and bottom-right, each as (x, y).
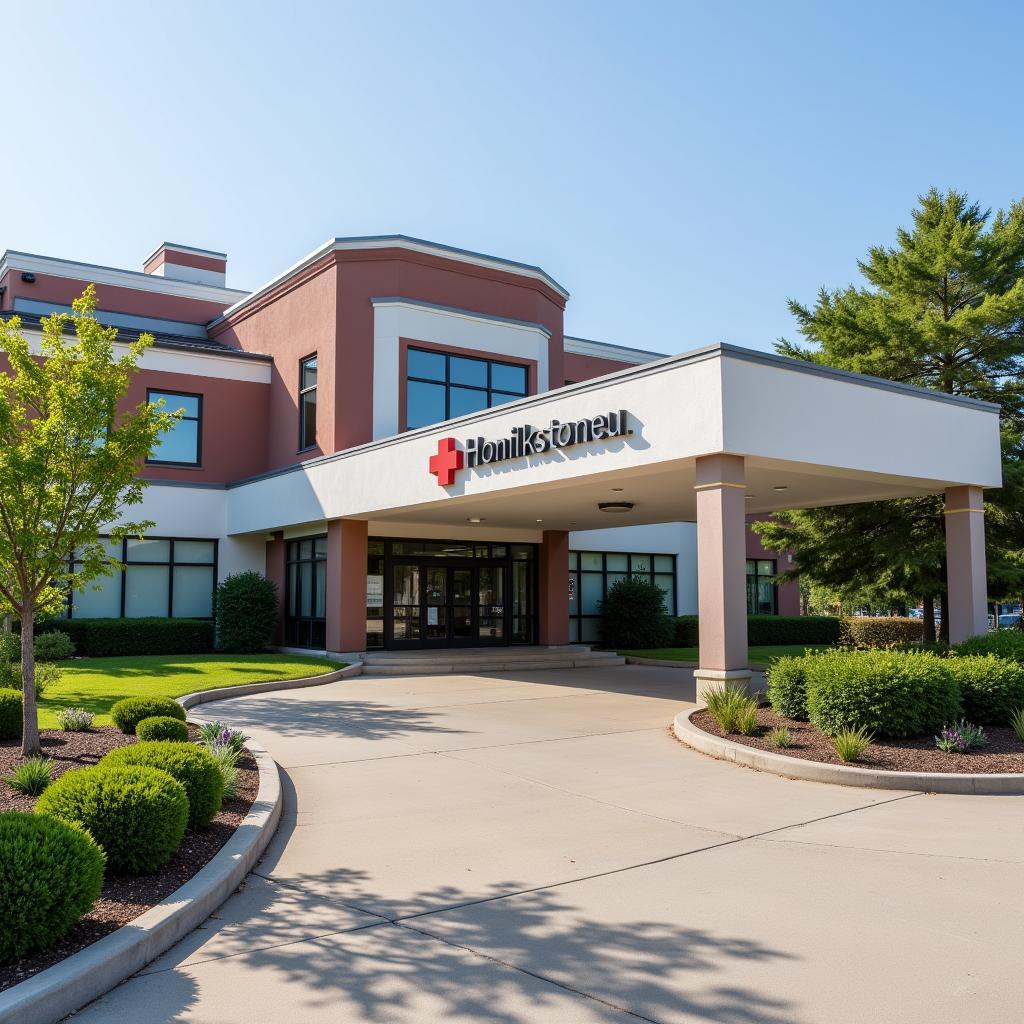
top-left (954, 629), bottom-right (1024, 663)
top-left (7, 756), bottom-right (54, 796)
top-left (673, 614), bottom-right (842, 648)
top-left (55, 706), bottom-right (94, 731)
top-left (33, 630), bottom-right (75, 661)
top-left (804, 649), bottom-right (960, 738)
top-left (214, 572), bottom-right (279, 653)
top-left (110, 695), bottom-right (186, 735)
top-left (766, 657), bottom-right (810, 719)
top-left (39, 617), bottom-right (214, 658)
top-left (0, 812), bottom-right (105, 963)
top-left (840, 616), bottom-right (923, 649)
top-left (944, 655), bottom-right (1024, 725)
top-left (0, 687), bottom-right (22, 741)
top-left (599, 576), bottom-right (674, 650)
top-left (32, 662), bottom-right (62, 699)
top-left (35, 764), bottom-right (188, 873)
top-left (102, 741), bottom-right (223, 828)
top-left (136, 715), bottom-right (190, 743)
top-left (832, 726), bottom-right (873, 763)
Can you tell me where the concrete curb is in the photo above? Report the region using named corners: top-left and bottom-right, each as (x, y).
top-left (0, 663), bottom-right (360, 1024)
top-left (176, 662), bottom-right (362, 709)
top-left (0, 740), bottom-right (281, 1024)
top-left (673, 708), bottom-right (1024, 795)
top-left (626, 656), bottom-right (772, 671)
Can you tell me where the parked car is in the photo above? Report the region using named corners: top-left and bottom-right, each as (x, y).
top-left (997, 613), bottom-right (1022, 630)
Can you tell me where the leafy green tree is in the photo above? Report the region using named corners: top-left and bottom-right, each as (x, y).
top-left (0, 287), bottom-right (176, 754)
top-left (758, 189), bottom-right (1024, 642)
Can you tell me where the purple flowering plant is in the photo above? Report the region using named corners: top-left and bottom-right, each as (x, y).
top-left (934, 720), bottom-right (988, 754)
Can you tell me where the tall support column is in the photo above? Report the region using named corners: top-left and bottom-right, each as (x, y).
top-left (944, 486), bottom-right (988, 643)
top-left (694, 454), bottom-right (750, 698)
top-left (538, 529), bottom-right (570, 646)
top-left (265, 531), bottom-right (286, 645)
top-left (326, 519), bottom-right (369, 653)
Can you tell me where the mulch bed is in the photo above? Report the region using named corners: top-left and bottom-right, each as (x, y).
top-left (0, 724), bottom-right (258, 992)
top-left (691, 706), bottom-right (1024, 774)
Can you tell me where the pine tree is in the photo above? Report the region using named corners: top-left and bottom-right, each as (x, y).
top-left (756, 189), bottom-right (1024, 641)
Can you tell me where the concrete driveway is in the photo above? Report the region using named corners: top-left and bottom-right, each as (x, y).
top-left (74, 665), bottom-right (1022, 1023)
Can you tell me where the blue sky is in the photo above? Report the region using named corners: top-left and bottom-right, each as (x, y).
top-left (3, 1), bottom-right (1022, 354)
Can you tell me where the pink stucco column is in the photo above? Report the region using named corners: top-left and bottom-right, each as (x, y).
top-left (538, 530), bottom-right (570, 646)
top-left (944, 486), bottom-right (988, 643)
top-left (326, 519), bottom-right (369, 653)
top-left (694, 454), bottom-right (750, 698)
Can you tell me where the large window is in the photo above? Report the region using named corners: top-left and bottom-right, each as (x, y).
top-left (299, 355), bottom-right (318, 451)
top-left (405, 347), bottom-right (528, 430)
top-left (285, 535), bottom-right (327, 648)
top-left (147, 390), bottom-right (201, 466)
top-left (747, 559), bottom-right (777, 615)
top-left (67, 537), bottom-right (217, 619)
top-left (569, 551), bottom-right (676, 643)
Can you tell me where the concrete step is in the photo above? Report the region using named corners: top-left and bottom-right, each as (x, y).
top-left (360, 651), bottom-right (626, 676)
top-left (361, 650), bottom-right (619, 667)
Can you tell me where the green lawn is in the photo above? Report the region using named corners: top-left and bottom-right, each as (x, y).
top-left (37, 653), bottom-right (341, 729)
top-left (618, 645), bottom-right (830, 664)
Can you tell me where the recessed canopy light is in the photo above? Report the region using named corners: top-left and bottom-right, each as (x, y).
top-left (598, 502), bottom-right (634, 514)
top-left (745, 494), bottom-right (755, 499)
top-left (773, 485), bottom-right (788, 491)
top-left (536, 519), bottom-right (544, 523)
top-left (467, 517), bottom-right (483, 523)
top-left (611, 487), bottom-right (624, 492)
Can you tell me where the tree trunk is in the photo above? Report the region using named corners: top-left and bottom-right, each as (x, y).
top-left (21, 610), bottom-right (39, 757)
top-left (938, 592), bottom-right (950, 645)
top-left (922, 594), bottom-right (935, 645)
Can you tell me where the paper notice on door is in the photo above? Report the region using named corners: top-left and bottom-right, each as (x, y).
top-left (366, 575), bottom-right (384, 608)
top-left (427, 606), bottom-right (439, 626)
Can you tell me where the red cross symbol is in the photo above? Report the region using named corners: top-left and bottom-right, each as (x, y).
top-left (429, 437), bottom-right (463, 487)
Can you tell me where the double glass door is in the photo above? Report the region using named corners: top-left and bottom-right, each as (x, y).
top-left (391, 562), bottom-right (506, 647)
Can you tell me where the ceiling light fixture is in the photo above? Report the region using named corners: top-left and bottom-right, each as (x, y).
top-left (467, 517), bottom-right (483, 523)
top-left (773, 485), bottom-right (788, 491)
top-left (611, 487), bottom-right (624, 492)
top-left (536, 519), bottom-right (544, 523)
top-left (598, 501), bottom-right (634, 514)
top-left (745, 494), bottom-right (755, 499)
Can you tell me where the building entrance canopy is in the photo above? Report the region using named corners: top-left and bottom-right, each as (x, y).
top-left (225, 343), bottom-right (1001, 537)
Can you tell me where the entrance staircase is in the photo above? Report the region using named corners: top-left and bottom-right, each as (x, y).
top-left (359, 645), bottom-right (626, 676)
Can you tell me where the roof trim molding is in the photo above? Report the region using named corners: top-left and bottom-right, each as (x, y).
top-left (564, 335), bottom-right (667, 366)
top-left (371, 296), bottom-right (552, 337)
top-left (144, 242), bottom-right (228, 264)
top-left (0, 251), bottom-right (247, 304)
top-left (211, 235), bottom-right (569, 327)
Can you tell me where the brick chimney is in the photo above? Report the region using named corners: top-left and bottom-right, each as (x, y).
top-left (144, 243), bottom-right (227, 287)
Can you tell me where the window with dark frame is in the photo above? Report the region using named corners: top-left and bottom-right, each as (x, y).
top-left (65, 536), bottom-right (217, 619)
top-left (285, 535), bottom-right (328, 648)
top-left (147, 390), bottom-right (202, 466)
top-left (405, 347), bottom-right (528, 430)
top-left (568, 551), bottom-right (677, 644)
top-left (299, 355), bottom-right (318, 451)
top-left (746, 559), bottom-right (778, 615)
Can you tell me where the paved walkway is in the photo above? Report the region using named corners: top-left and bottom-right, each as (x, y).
top-left (75, 666), bottom-right (1022, 1023)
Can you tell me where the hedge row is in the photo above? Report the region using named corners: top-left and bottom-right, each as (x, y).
top-left (839, 616), bottom-right (923, 649)
top-left (674, 615), bottom-right (842, 648)
top-left (766, 648), bottom-right (1024, 736)
top-left (40, 617), bottom-right (214, 657)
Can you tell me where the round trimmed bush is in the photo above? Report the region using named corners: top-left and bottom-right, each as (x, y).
top-left (110, 695), bottom-right (186, 735)
top-left (766, 656), bottom-right (810, 720)
top-left (599, 576), bottom-right (674, 650)
top-left (102, 741), bottom-right (223, 828)
top-left (0, 811), bottom-right (106, 963)
top-left (35, 765), bottom-right (188, 873)
top-left (0, 687), bottom-right (22, 740)
top-left (136, 715), bottom-right (190, 742)
top-left (944, 655), bottom-right (1024, 725)
top-left (33, 630), bottom-right (75, 662)
top-left (804, 649), bottom-right (961, 738)
top-left (214, 571), bottom-right (279, 653)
